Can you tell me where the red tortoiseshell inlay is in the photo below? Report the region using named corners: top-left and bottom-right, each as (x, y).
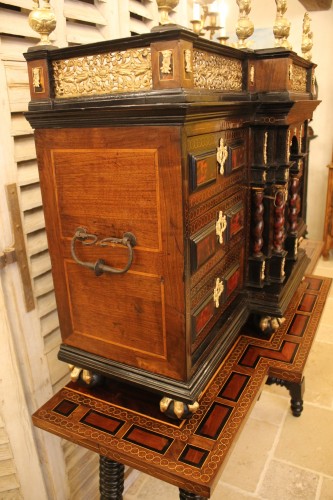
top-left (80, 410), bottom-right (124, 435)
top-left (124, 425), bottom-right (173, 454)
top-left (288, 314), bottom-right (309, 337)
top-left (53, 399), bottom-right (78, 417)
top-left (190, 151), bottom-right (217, 192)
top-left (240, 341), bottom-right (299, 368)
top-left (230, 143), bottom-right (245, 172)
top-left (227, 267), bottom-right (240, 296)
top-left (179, 445), bottom-right (209, 468)
top-left (304, 277), bottom-right (323, 291)
top-left (229, 208), bottom-right (244, 237)
top-left (195, 230), bottom-right (217, 269)
top-left (218, 372), bottom-right (250, 402)
top-left (299, 293), bottom-right (317, 313)
top-left (192, 298), bottom-right (216, 339)
top-left (195, 403), bottom-right (233, 439)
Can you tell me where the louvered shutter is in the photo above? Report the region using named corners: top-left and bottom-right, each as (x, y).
top-left (0, 1), bottom-right (163, 498)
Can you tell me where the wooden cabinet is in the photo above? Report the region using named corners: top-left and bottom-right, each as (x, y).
top-left (25, 30), bottom-right (319, 418)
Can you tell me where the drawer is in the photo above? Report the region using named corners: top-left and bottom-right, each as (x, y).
top-left (188, 132), bottom-right (246, 199)
top-left (190, 195), bottom-right (245, 274)
top-left (190, 248), bottom-right (244, 347)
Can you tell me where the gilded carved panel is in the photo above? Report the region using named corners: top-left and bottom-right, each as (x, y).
top-left (52, 48), bottom-right (153, 98)
top-left (291, 64), bottom-right (307, 92)
top-left (193, 50), bottom-right (243, 91)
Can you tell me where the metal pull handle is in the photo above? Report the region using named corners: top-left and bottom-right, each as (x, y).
top-left (71, 227), bottom-right (136, 276)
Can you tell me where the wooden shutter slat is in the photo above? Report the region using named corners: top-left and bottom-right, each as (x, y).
top-left (64, 0), bottom-right (107, 25)
top-left (37, 291), bottom-right (57, 318)
top-left (17, 161), bottom-right (39, 187)
top-left (14, 137), bottom-right (36, 163)
top-left (0, 9), bottom-right (38, 38)
top-left (41, 316), bottom-right (60, 341)
top-left (26, 230), bottom-right (48, 257)
top-left (43, 328), bottom-right (61, 354)
top-left (11, 114), bottom-right (33, 137)
top-left (23, 208), bottom-right (45, 234)
top-left (20, 183), bottom-right (42, 211)
top-left (128, 0), bottom-right (153, 20)
top-left (130, 16), bottom-right (153, 34)
top-left (30, 252), bottom-right (52, 279)
top-left (46, 347), bottom-right (70, 385)
top-left (66, 21), bottom-right (104, 45)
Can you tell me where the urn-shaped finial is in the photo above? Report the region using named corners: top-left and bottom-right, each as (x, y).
top-left (236, 0), bottom-right (254, 49)
top-left (28, 0), bottom-right (56, 48)
top-left (273, 0), bottom-right (292, 50)
top-left (301, 12), bottom-right (313, 61)
top-left (156, 0), bottom-right (179, 26)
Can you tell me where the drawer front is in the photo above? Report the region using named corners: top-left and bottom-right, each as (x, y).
top-left (190, 253), bottom-right (243, 347)
top-left (186, 126), bottom-right (248, 359)
top-left (190, 198), bottom-right (244, 273)
top-left (187, 129), bottom-right (247, 206)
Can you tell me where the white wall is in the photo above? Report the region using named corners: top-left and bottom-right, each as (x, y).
top-left (221, 1), bottom-right (333, 241)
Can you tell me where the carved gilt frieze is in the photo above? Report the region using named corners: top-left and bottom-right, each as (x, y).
top-left (193, 50), bottom-right (243, 91)
top-left (291, 65), bottom-right (307, 92)
top-left (53, 48), bottom-right (153, 98)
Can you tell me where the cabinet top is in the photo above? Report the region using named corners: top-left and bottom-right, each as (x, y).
top-left (24, 29), bottom-right (319, 128)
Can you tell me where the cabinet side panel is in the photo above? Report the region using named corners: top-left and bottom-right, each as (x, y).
top-left (35, 127), bottom-right (186, 381)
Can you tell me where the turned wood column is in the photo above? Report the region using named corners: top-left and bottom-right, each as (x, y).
top-left (179, 488), bottom-right (206, 499)
top-left (99, 456), bottom-right (124, 500)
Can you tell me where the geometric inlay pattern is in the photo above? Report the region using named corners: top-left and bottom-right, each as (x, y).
top-left (287, 314), bottom-right (309, 337)
top-left (195, 403), bottom-right (233, 439)
top-left (32, 276), bottom-right (331, 499)
top-left (80, 410), bottom-right (124, 436)
top-left (178, 445), bottom-right (209, 468)
top-left (239, 341), bottom-right (299, 368)
top-left (218, 372), bottom-right (250, 401)
top-left (53, 399), bottom-right (78, 417)
top-left (298, 293), bottom-right (317, 313)
top-left (123, 425), bottom-right (173, 454)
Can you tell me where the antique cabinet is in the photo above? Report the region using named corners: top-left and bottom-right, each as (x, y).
top-left (24, 30), bottom-right (319, 418)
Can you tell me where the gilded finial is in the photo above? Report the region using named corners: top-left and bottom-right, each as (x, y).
top-left (156, 0), bottom-right (179, 26)
top-left (236, 0), bottom-right (254, 49)
top-left (273, 0), bottom-right (292, 50)
top-left (301, 12), bottom-right (313, 61)
top-left (28, 0), bottom-right (56, 48)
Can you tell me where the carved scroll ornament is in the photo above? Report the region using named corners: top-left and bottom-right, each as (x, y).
top-left (53, 48), bottom-right (153, 98)
top-left (193, 50), bottom-right (243, 92)
top-left (291, 65), bottom-right (307, 92)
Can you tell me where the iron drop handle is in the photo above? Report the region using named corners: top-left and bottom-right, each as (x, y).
top-left (71, 227), bottom-right (136, 276)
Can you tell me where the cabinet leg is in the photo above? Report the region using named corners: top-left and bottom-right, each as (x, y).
top-left (179, 488), bottom-right (206, 499)
top-left (266, 376), bottom-right (305, 417)
top-left (99, 455), bottom-right (124, 500)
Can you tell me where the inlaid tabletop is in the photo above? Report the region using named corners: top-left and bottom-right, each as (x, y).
top-left (33, 276), bottom-right (331, 498)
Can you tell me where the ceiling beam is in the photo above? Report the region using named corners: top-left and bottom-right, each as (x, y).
top-left (298, 0), bottom-right (332, 10)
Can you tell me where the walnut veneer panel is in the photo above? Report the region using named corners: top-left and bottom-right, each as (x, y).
top-left (35, 126), bottom-right (187, 380)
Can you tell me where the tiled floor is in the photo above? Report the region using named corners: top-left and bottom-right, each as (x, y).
top-left (124, 257), bottom-right (333, 500)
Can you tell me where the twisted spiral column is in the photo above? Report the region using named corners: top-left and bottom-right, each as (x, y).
top-left (251, 188), bottom-right (265, 257)
top-left (273, 188), bottom-right (286, 253)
